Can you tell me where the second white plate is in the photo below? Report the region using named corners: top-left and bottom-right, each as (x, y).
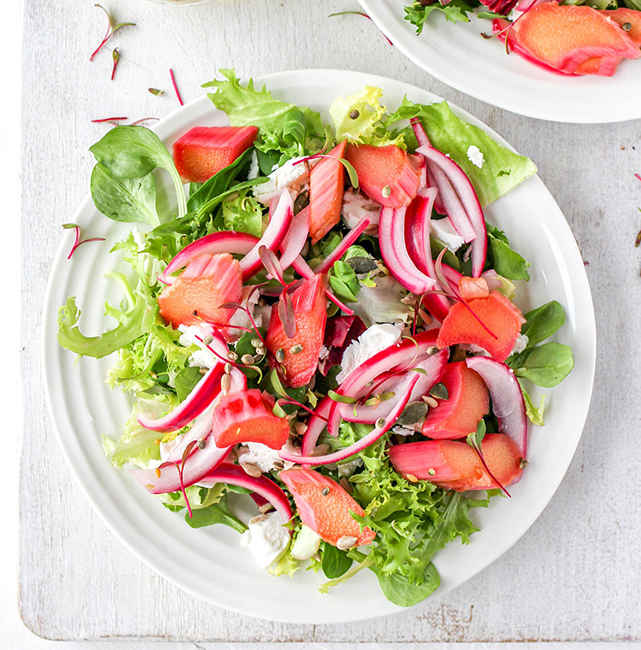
top-left (359, 0), bottom-right (641, 123)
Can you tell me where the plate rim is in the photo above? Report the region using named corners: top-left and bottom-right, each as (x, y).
top-left (357, 0), bottom-right (641, 124)
top-left (41, 68), bottom-right (597, 623)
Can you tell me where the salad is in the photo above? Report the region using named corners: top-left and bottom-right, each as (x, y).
top-left (404, 0), bottom-right (641, 77)
top-left (58, 70), bottom-right (574, 607)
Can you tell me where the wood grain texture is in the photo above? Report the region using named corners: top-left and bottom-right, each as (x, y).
top-left (19, 0), bottom-right (641, 641)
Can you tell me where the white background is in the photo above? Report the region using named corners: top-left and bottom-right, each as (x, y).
top-left (4, 0), bottom-right (640, 648)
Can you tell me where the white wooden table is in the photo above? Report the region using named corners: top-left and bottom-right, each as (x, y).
top-left (20, 0), bottom-right (641, 642)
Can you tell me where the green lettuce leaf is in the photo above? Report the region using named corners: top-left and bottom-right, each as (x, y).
top-left (57, 292), bottom-right (155, 359)
top-left (385, 98), bottom-right (537, 206)
top-left (329, 85), bottom-right (405, 148)
top-left (486, 224), bottom-right (530, 280)
top-left (220, 189), bottom-right (264, 237)
top-left (404, 0), bottom-right (478, 34)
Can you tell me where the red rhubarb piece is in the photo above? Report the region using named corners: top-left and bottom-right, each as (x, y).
top-left (212, 389), bottom-right (290, 450)
top-left (173, 126), bottom-right (259, 183)
top-left (422, 362), bottom-right (490, 439)
top-left (345, 143), bottom-right (422, 208)
top-left (506, 3), bottom-right (640, 75)
top-left (157, 253), bottom-right (243, 328)
top-left (265, 274), bottom-right (328, 388)
top-left (279, 469), bottom-right (375, 546)
top-left (388, 434), bottom-right (523, 491)
top-left (309, 141), bottom-right (347, 243)
top-left (436, 292), bottom-right (524, 362)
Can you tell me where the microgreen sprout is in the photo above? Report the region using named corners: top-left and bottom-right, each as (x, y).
top-left (90, 4), bottom-right (135, 62)
top-left (62, 223), bottom-right (105, 260)
top-left (466, 420), bottom-right (511, 497)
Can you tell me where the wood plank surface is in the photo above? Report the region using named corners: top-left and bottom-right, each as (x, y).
top-left (19, 0), bottom-right (641, 641)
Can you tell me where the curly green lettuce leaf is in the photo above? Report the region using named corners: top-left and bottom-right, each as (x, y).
top-left (220, 188), bottom-right (264, 237)
top-left (519, 380), bottom-right (547, 426)
top-left (269, 542), bottom-right (302, 578)
top-left (58, 292), bottom-right (155, 359)
top-left (385, 98), bottom-right (537, 206)
top-left (405, 0), bottom-right (478, 34)
top-left (102, 397), bottom-right (174, 468)
top-left (329, 85), bottom-right (405, 148)
top-left (204, 69), bottom-right (326, 164)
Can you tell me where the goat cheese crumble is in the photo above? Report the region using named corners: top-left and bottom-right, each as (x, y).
top-left (337, 323), bottom-right (402, 384)
top-left (238, 442), bottom-right (295, 473)
top-left (241, 512), bottom-right (290, 567)
top-left (467, 145), bottom-right (485, 169)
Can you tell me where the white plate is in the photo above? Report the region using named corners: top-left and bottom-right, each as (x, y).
top-left (43, 69), bottom-right (596, 623)
top-left (358, 0), bottom-right (641, 123)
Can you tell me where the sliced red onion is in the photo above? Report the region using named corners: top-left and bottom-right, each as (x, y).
top-left (279, 375), bottom-right (420, 466)
top-left (428, 165), bottom-right (476, 243)
top-left (137, 363), bottom-right (225, 433)
top-left (131, 439), bottom-right (232, 494)
top-left (407, 190), bottom-right (451, 323)
top-left (340, 348), bottom-right (449, 423)
top-left (466, 356), bottom-right (528, 458)
top-left (411, 117), bottom-right (430, 149)
top-left (239, 191), bottom-right (293, 280)
top-left (379, 206), bottom-right (437, 295)
top-left (326, 329), bottom-right (439, 436)
top-left (417, 145), bottom-right (487, 277)
top-left (279, 205), bottom-right (310, 272)
top-left (159, 232), bottom-right (259, 285)
top-left (300, 396), bottom-right (332, 458)
top-left (314, 217), bottom-right (371, 276)
top-left (165, 366), bottom-right (246, 463)
top-left (198, 462), bottom-right (293, 524)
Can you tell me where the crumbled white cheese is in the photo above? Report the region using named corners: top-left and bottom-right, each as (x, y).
top-left (240, 512), bottom-right (290, 568)
top-left (248, 150), bottom-right (260, 180)
top-left (238, 442), bottom-right (295, 473)
top-left (341, 188), bottom-right (381, 233)
top-left (337, 457), bottom-right (364, 477)
top-left (319, 345), bottom-right (330, 361)
top-left (431, 218), bottom-right (466, 253)
top-left (511, 333), bottom-right (529, 356)
top-left (253, 157), bottom-right (309, 205)
top-left (467, 145), bottom-right (485, 169)
top-left (337, 323), bottom-right (403, 384)
top-left (178, 324), bottom-right (218, 369)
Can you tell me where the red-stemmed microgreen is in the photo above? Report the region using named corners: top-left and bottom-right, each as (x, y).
top-left (328, 11), bottom-right (394, 46)
top-left (169, 68), bottom-right (184, 106)
top-left (111, 48), bottom-right (120, 81)
top-left (635, 173), bottom-right (641, 184)
top-left (91, 116), bottom-right (128, 124)
top-left (63, 223), bottom-right (105, 260)
top-left (90, 4), bottom-right (135, 62)
top-left (466, 420), bottom-right (511, 497)
top-left (258, 245), bottom-right (286, 285)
